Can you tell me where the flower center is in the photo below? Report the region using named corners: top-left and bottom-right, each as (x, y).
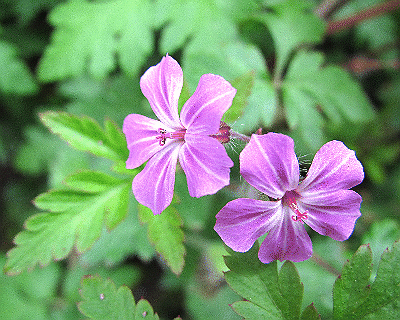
top-left (282, 190), bottom-right (308, 223)
top-left (210, 122), bottom-right (231, 144)
top-left (156, 128), bottom-right (186, 146)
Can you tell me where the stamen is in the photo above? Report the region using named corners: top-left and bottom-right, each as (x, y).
top-left (156, 128), bottom-right (167, 146)
top-left (156, 128), bottom-right (186, 146)
top-left (289, 201), bottom-right (308, 223)
top-left (282, 190), bottom-right (308, 224)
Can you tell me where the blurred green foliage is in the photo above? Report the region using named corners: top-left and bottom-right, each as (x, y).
top-left (1, 0), bottom-right (400, 318)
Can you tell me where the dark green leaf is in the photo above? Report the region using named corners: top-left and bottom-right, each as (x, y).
top-left (0, 40), bottom-right (38, 95)
top-left (78, 274), bottom-right (145, 320)
top-left (333, 241), bottom-right (400, 319)
top-left (224, 242), bottom-right (309, 319)
top-left (77, 274), bottom-right (159, 319)
top-left (301, 303), bottom-right (321, 320)
top-left (333, 244), bottom-right (373, 319)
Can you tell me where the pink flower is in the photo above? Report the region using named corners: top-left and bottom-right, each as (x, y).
top-left (214, 133), bottom-right (364, 263)
top-left (123, 55), bottom-right (236, 215)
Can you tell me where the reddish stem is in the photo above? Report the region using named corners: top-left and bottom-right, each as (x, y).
top-left (311, 253), bottom-right (341, 276)
top-left (327, 0), bottom-right (400, 35)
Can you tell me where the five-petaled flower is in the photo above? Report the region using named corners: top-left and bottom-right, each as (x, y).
top-left (214, 133), bottom-right (364, 263)
top-left (123, 55), bottom-right (236, 215)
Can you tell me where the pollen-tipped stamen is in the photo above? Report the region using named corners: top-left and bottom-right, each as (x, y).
top-left (156, 128), bottom-right (186, 146)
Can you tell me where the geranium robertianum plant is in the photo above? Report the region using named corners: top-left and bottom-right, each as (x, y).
top-left (125, 57), bottom-right (364, 265)
top-left (3, 1), bottom-right (400, 314)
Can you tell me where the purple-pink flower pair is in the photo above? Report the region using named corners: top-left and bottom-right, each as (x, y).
top-left (123, 55), bottom-right (236, 215)
top-left (214, 133), bottom-right (364, 263)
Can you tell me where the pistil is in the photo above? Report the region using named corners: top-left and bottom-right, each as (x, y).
top-left (282, 190), bottom-right (308, 223)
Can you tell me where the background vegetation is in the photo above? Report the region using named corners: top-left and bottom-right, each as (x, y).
top-left (1, 0), bottom-right (400, 319)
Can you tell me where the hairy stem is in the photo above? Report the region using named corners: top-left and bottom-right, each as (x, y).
top-left (327, 0), bottom-right (400, 35)
top-left (315, 0), bottom-right (352, 19)
top-left (230, 130), bottom-right (251, 143)
top-left (311, 253), bottom-right (341, 276)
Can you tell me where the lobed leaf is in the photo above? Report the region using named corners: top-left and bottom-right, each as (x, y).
top-left (138, 204), bottom-right (186, 275)
top-left (184, 41), bottom-right (277, 131)
top-left (156, 0), bottom-right (237, 54)
top-left (37, 0), bottom-right (153, 81)
top-left (282, 50), bottom-right (375, 150)
top-left (40, 111), bottom-right (128, 162)
top-left (224, 242), bottom-right (311, 319)
top-left (333, 244), bottom-right (373, 319)
top-left (78, 274), bottom-right (159, 320)
top-left (4, 171), bottom-right (131, 275)
top-left (301, 303), bottom-right (321, 320)
top-left (333, 241), bottom-right (400, 319)
top-left (256, 0), bottom-right (326, 77)
top-left (284, 51), bottom-right (375, 124)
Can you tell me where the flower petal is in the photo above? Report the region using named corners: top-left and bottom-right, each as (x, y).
top-left (132, 142), bottom-right (181, 215)
top-left (179, 134), bottom-right (233, 197)
top-left (258, 207), bottom-right (312, 263)
top-left (297, 140), bottom-right (364, 196)
top-left (123, 114), bottom-right (176, 169)
top-left (240, 133), bottom-right (300, 199)
top-left (140, 55), bottom-right (183, 129)
top-left (180, 74), bottom-right (236, 135)
top-left (214, 198), bottom-right (282, 252)
top-left (299, 190), bottom-right (362, 241)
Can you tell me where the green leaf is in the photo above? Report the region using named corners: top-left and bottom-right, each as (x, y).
top-left (4, 171), bottom-right (131, 275)
top-left (184, 41), bottom-right (277, 131)
top-left (14, 125), bottom-right (61, 175)
top-left (79, 198), bottom-right (155, 267)
top-left (224, 242), bottom-right (309, 319)
top-left (12, 0), bottom-right (64, 25)
top-left (224, 71), bottom-right (255, 123)
top-left (40, 111), bottom-right (128, 162)
top-left (138, 204), bottom-right (186, 275)
top-left (156, 0), bottom-right (238, 54)
top-left (37, 0), bottom-right (153, 81)
top-left (300, 303), bottom-right (321, 320)
top-left (64, 263), bottom-right (141, 302)
top-left (282, 82), bottom-right (325, 151)
top-left (0, 40), bottom-right (38, 95)
top-left (282, 50), bottom-right (375, 150)
top-left (78, 274), bottom-right (160, 320)
top-left (256, 0), bottom-right (326, 76)
top-left (284, 51), bottom-right (375, 124)
top-left (0, 255), bottom-right (61, 320)
top-left (61, 75), bottom-right (144, 125)
top-left (333, 244), bottom-right (373, 319)
top-left (333, 241), bottom-right (400, 319)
